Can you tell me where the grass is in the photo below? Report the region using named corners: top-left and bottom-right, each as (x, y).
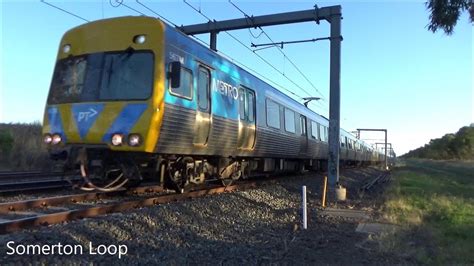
top-left (382, 159), bottom-right (474, 264)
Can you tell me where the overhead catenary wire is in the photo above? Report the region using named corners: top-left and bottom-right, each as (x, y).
top-left (135, 0), bottom-right (178, 27)
top-left (109, 0), bottom-right (147, 16)
top-left (40, 0), bottom-right (90, 22)
top-left (180, 27), bottom-right (309, 104)
top-left (182, 0), bottom-right (327, 113)
top-left (229, 1), bottom-right (264, 39)
top-left (44, 0), bottom-right (326, 114)
top-left (228, 0), bottom-right (328, 104)
top-left (108, 0), bottom-right (299, 101)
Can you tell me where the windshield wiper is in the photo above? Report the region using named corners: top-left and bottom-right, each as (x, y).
top-left (119, 46), bottom-right (135, 62)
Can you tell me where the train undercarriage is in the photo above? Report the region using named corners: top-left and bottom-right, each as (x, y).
top-left (52, 147), bottom-right (377, 192)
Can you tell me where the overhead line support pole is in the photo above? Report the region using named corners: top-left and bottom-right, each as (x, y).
top-left (327, 6), bottom-right (342, 193)
top-left (357, 129), bottom-right (388, 170)
top-left (210, 31), bottom-right (218, 51)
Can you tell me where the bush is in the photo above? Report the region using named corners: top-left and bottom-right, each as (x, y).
top-left (0, 129), bottom-right (14, 162)
top-left (0, 122), bottom-right (52, 170)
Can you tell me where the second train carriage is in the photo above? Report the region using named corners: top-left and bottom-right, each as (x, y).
top-left (42, 16), bottom-right (388, 191)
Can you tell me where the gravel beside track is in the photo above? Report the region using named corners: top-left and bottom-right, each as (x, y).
top-left (0, 167), bottom-right (406, 264)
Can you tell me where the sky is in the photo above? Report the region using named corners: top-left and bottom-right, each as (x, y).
top-left (1, 0), bottom-right (472, 155)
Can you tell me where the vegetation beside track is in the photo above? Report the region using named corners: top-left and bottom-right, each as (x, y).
top-left (0, 122), bottom-right (51, 171)
top-left (381, 159), bottom-right (474, 264)
top-left (403, 125), bottom-right (474, 160)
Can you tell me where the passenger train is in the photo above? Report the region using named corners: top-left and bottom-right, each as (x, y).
top-left (42, 16), bottom-right (389, 191)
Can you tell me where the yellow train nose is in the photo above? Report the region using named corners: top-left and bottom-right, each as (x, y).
top-left (43, 102), bottom-right (154, 151)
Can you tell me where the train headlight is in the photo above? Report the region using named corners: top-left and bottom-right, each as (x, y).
top-left (111, 134), bottom-right (123, 146)
top-left (63, 44), bottom-right (71, 53)
top-left (51, 134), bottom-right (62, 145)
top-left (133, 35), bottom-right (146, 44)
top-left (43, 134), bottom-right (52, 144)
top-left (128, 134), bottom-right (141, 147)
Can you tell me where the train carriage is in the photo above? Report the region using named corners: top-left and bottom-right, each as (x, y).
top-left (42, 16), bottom-right (388, 191)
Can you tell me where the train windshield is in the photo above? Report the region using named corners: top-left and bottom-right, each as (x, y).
top-left (47, 51), bottom-right (154, 104)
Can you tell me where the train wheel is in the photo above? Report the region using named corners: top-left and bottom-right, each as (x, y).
top-left (165, 157), bottom-right (193, 193)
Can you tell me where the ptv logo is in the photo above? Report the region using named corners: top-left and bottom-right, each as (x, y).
top-left (72, 104), bottom-right (104, 139)
top-left (77, 108), bottom-right (98, 122)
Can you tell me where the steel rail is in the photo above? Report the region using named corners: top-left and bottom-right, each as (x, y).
top-left (0, 185), bottom-right (165, 213)
top-left (360, 172), bottom-right (391, 192)
top-left (0, 183), bottom-right (255, 234)
top-left (0, 171), bottom-right (65, 179)
top-left (0, 176), bottom-right (84, 194)
top-left (0, 180), bottom-right (73, 194)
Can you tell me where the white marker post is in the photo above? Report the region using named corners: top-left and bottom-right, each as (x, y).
top-left (302, 185), bottom-right (307, 229)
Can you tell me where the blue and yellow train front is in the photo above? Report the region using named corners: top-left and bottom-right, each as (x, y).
top-left (42, 17), bottom-right (165, 162)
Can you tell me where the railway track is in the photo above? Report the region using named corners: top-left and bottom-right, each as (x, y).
top-left (0, 179), bottom-right (74, 194)
top-left (0, 171), bottom-right (60, 179)
top-left (0, 171), bottom-right (82, 194)
top-left (359, 171), bottom-right (391, 196)
top-left (0, 182), bottom-right (257, 234)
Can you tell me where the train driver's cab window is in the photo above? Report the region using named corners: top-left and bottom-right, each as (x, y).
top-left (311, 121), bottom-right (319, 139)
top-left (169, 67), bottom-right (193, 100)
top-left (284, 108), bottom-right (296, 133)
top-left (266, 98), bottom-right (280, 129)
top-left (340, 137), bottom-right (345, 148)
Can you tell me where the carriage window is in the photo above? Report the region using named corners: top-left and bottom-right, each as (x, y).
top-left (284, 108), bottom-right (295, 133)
top-left (170, 67), bottom-right (193, 99)
top-left (340, 137), bottom-right (345, 148)
top-left (325, 127), bottom-right (329, 142)
top-left (247, 90), bottom-right (255, 122)
top-left (311, 121), bottom-right (319, 139)
top-left (197, 67), bottom-right (210, 110)
top-left (319, 124), bottom-right (326, 141)
top-left (266, 99), bottom-right (280, 129)
top-left (300, 116), bottom-right (307, 136)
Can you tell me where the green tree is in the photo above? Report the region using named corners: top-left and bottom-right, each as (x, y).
top-left (426, 0), bottom-right (473, 35)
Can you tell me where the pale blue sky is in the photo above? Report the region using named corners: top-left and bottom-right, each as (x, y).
top-left (1, 0), bottom-right (473, 155)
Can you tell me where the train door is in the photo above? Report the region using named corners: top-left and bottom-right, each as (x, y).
top-left (237, 87), bottom-right (256, 150)
top-left (193, 65), bottom-right (211, 146)
top-left (299, 115), bottom-right (308, 155)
